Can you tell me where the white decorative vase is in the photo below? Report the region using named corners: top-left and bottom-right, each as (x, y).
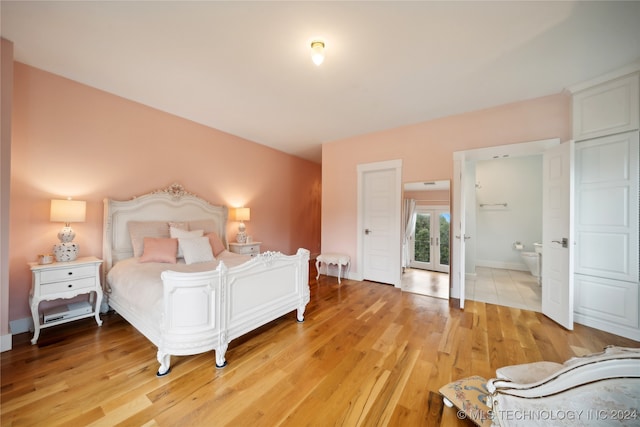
top-left (236, 222), bottom-right (247, 243)
top-left (54, 225), bottom-right (79, 261)
top-left (54, 242), bottom-right (79, 262)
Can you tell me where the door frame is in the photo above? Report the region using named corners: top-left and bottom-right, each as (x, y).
top-left (357, 159), bottom-right (403, 287)
top-left (452, 138), bottom-right (560, 306)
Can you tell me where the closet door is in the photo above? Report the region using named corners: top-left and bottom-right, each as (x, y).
top-left (574, 132), bottom-right (639, 283)
top-left (574, 132), bottom-right (639, 337)
top-left (573, 73), bottom-right (639, 141)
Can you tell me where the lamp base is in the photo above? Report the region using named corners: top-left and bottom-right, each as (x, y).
top-left (236, 231), bottom-right (247, 243)
top-left (53, 242), bottom-right (79, 262)
top-left (236, 221), bottom-right (247, 243)
top-left (57, 225), bottom-right (76, 243)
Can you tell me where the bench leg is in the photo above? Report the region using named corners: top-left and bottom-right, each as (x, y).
top-left (315, 259), bottom-right (321, 280)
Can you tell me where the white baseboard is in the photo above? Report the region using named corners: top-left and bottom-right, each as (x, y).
top-left (10, 316), bottom-right (32, 335)
top-left (1, 333), bottom-right (12, 352)
top-left (574, 313), bottom-right (640, 342)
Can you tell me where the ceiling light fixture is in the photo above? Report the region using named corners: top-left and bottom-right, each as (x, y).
top-left (311, 40), bottom-right (325, 66)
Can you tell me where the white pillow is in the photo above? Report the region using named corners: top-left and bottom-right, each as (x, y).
top-left (170, 227), bottom-right (204, 257)
top-left (179, 237), bottom-right (214, 264)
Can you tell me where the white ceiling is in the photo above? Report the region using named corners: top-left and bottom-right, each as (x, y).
top-left (3, 1), bottom-right (640, 164)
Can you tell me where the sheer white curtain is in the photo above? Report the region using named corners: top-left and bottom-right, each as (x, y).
top-left (402, 198), bottom-right (417, 269)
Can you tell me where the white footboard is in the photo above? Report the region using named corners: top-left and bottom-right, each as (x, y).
top-left (156, 248), bottom-right (310, 376)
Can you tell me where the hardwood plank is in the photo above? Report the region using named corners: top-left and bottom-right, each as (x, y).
top-left (2, 276), bottom-right (638, 426)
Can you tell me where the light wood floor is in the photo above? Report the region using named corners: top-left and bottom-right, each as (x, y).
top-left (401, 268), bottom-right (449, 299)
top-left (2, 273), bottom-right (638, 426)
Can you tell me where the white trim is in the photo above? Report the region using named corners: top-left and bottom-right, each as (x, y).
top-left (410, 205), bottom-right (451, 274)
top-left (9, 317), bottom-right (32, 335)
top-left (452, 138), bottom-right (561, 306)
top-left (574, 314), bottom-right (640, 342)
top-left (1, 333), bottom-right (12, 352)
top-left (451, 153), bottom-right (464, 304)
top-left (357, 159), bottom-right (403, 287)
top-left (566, 59), bottom-right (640, 94)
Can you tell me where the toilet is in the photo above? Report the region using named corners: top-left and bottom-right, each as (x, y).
top-left (521, 243), bottom-right (542, 279)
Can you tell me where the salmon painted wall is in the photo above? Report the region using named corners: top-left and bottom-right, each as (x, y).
top-left (1, 39), bottom-right (14, 347)
top-left (321, 93), bottom-right (571, 276)
top-left (9, 62), bottom-right (321, 323)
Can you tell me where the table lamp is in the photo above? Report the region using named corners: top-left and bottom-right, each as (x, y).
top-left (50, 198), bottom-right (86, 262)
top-left (235, 207), bottom-right (250, 243)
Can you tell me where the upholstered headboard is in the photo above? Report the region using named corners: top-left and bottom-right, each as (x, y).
top-left (103, 183), bottom-right (228, 273)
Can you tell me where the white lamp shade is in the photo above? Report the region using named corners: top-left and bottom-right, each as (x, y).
top-left (50, 199), bottom-right (86, 223)
top-left (235, 207), bottom-right (250, 222)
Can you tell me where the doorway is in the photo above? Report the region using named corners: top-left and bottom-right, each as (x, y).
top-left (451, 138), bottom-right (564, 312)
top-left (357, 159), bottom-right (403, 287)
top-left (410, 206), bottom-right (450, 273)
top-left (402, 180), bottom-right (450, 299)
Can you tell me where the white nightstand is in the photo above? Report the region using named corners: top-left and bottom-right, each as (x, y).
top-left (28, 256), bottom-right (103, 344)
top-left (229, 242), bottom-right (262, 257)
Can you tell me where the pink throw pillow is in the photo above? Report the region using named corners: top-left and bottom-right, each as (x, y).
top-left (139, 237), bottom-right (178, 263)
top-left (206, 232), bottom-right (226, 257)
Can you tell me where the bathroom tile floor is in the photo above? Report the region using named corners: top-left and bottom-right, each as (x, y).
top-left (466, 267), bottom-right (542, 312)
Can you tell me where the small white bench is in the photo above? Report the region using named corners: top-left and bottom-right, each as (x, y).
top-left (315, 253), bottom-right (350, 284)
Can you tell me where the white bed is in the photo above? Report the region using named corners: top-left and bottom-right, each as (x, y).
top-left (103, 183), bottom-right (310, 376)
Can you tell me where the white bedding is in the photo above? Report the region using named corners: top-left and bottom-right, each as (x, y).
top-left (107, 250), bottom-right (250, 325)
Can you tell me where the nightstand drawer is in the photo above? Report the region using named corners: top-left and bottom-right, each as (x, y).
top-left (229, 242), bottom-right (262, 257)
top-left (239, 245), bottom-right (259, 255)
top-left (40, 265), bottom-right (95, 283)
top-left (40, 277), bottom-right (96, 296)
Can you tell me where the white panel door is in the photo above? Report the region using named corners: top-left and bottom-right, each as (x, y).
top-left (362, 166), bottom-right (401, 286)
top-left (452, 155), bottom-right (466, 308)
top-left (542, 141), bottom-right (574, 330)
top-left (574, 132), bottom-right (639, 282)
top-left (572, 73), bottom-right (639, 141)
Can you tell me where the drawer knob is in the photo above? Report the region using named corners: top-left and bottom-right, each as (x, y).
top-left (68, 284), bottom-right (73, 288)
top-left (68, 272), bottom-right (73, 275)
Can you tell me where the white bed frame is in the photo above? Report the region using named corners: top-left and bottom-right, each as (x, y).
top-left (103, 183), bottom-right (310, 376)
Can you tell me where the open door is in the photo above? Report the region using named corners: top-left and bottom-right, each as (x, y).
top-left (452, 155), bottom-right (466, 308)
top-left (542, 141), bottom-right (574, 329)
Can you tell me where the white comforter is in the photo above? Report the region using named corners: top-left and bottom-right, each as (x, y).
top-left (106, 250), bottom-right (251, 325)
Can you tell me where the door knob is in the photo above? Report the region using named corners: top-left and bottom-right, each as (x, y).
top-left (552, 238), bottom-right (568, 248)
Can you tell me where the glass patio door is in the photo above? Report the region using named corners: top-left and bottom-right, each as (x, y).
top-left (410, 207), bottom-right (450, 273)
